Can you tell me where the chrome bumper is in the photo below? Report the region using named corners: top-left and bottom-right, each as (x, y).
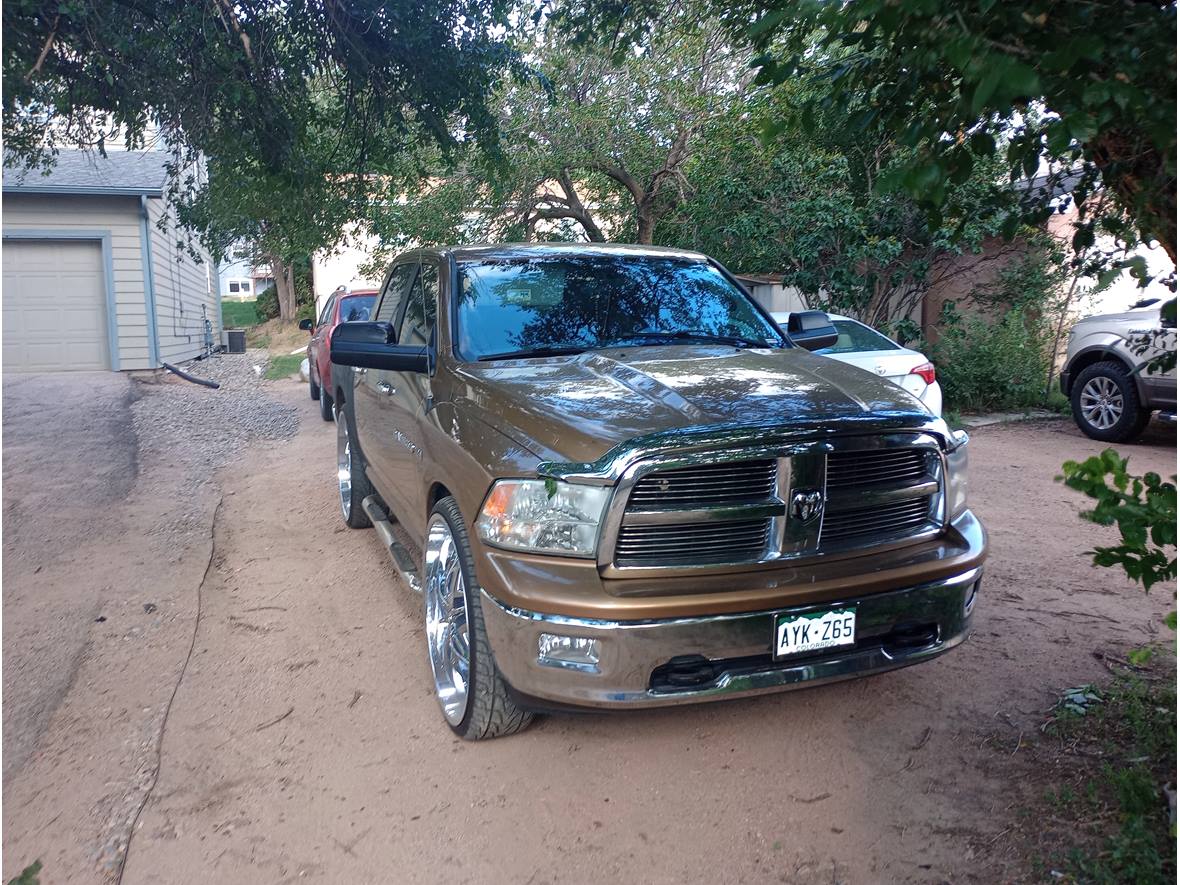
top-left (480, 566), bottom-right (981, 710)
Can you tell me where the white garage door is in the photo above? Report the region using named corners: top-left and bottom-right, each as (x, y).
top-left (3, 239), bottom-right (111, 372)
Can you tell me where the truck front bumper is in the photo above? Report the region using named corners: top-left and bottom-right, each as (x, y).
top-left (480, 565), bottom-right (981, 710)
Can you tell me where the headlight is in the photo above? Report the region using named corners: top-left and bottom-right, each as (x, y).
top-left (476, 479), bottom-right (610, 558)
top-left (945, 430), bottom-right (969, 520)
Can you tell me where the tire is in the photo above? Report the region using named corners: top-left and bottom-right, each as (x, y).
top-left (336, 405), bottom-right (373, 528)
top-left (423, 496), bottom-right (533, 740)
top-left (1071, 360), bottom-right (1151, 442)
top-left (309, 373), bottom-right (320, 401)
top-left (319, 388), bottom-right (334, 422)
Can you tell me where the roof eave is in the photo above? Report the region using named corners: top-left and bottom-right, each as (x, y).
top-left (3, 185), bottom-right (164, 197)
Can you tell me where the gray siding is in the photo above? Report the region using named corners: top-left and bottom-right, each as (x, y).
top-left (147, 198), bottom-right (219, 363)
top-left (2, 193), bottom-right (153, 369)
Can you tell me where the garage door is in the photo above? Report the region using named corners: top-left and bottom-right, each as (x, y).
top-left (2, 239), bottom-right (111, 372)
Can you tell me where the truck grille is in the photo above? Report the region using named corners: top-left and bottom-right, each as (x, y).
top-left (821, 496), bottom-right (932, 543)
top-left (615, 519), bottom-right (772, 566)
top-left (628, 460), bottom-right (777, 508)
top-left (826, 449), bottom-right (927, 488)
top-left (608, 441), bottom-right (940, 569)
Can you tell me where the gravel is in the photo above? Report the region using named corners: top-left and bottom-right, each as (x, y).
top-left (133, 349), bottom-right (300, 536)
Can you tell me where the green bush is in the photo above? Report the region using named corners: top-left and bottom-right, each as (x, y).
top-left (928, 301), bottom-right (1050, 412)
top-left (255, 284), bottom-right (279, 320)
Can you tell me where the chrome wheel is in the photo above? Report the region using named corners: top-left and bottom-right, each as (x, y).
top-left (336, 411), bottom-right (352, 519)
top-left (424, 515), bottom-right (470, 726)
top-left (1080, 376), bottom-right (1124, 430)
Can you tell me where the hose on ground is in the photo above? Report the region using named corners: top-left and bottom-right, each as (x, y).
top-left (162, 362), bottom-right (220, 389)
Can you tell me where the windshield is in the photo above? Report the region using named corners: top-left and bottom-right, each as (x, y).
top-left (813, 319), bottom-right (900, 355)
top-left (455, 254), bottom-right (785, 361)
top-left (340, 295), bottom-right (376, 323)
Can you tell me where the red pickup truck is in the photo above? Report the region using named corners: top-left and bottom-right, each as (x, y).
top-left (301, 289), bottom-right (378, 420)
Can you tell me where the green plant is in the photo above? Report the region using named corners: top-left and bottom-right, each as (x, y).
top-left (264, 354), bottom-right (305, 380)
top-left (7, 861), bottom-right (41, 885)
top-left (928, 302), bottom-right (1050, 412)
top-left (220, 299), bottom-right (260, 328)
top-left (255, 285), bottom-right (279, 322)
top-left (1058, 449), bottom-right (1177, 593)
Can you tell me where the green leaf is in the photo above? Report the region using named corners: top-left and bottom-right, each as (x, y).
top-left (1165, 611), bottom-right (1177, 631)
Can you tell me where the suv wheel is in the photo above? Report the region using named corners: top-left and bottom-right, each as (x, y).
top-left (423, 496), bottom-right (533, 740)
top-left (1071, 361), bottom-right (1151, 442)
top-left (336, 406), bottom-right (373, 528)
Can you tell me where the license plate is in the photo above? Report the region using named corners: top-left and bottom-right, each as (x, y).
top-left (774, 607), bottom-right (857, 659)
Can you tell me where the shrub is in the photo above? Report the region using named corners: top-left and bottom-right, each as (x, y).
top-left (928, 301), bottom-right (1050, 412)
top-left (255, 284), bottom-right (279, 320)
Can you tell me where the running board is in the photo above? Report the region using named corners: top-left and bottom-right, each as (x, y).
top-left (361, 495), bottom-right (423, 594)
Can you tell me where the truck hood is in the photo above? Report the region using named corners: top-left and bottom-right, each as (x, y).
top-left (449, 345), bottom-right (932, 464)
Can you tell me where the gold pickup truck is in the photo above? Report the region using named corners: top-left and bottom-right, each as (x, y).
top-left (329, 243), bottom-right (986, 740)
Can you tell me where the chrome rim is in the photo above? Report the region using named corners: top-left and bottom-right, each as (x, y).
top-left (1080, 376), bottom-right (1124, 430)
top-left (336, 412), bottom-right (352, 519)
top-left (424, 515), bottom-right (470, 726)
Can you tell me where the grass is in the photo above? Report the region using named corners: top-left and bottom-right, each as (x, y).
top-left (220, 299), bottom-right (261, 328)
top-left (1027, 667), bottom-right (1176, 883)
top-left (264, 353), bottom-right (304, 380)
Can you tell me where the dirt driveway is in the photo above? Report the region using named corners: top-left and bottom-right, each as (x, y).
top-left (3, 377), bottom-right (1174, 884)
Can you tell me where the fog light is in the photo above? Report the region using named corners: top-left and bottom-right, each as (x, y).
top-left (538, 634), bottom-right (601, 673)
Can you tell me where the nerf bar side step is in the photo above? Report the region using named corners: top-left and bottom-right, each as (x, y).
top-left (361, 495), bottom-right (423, 594)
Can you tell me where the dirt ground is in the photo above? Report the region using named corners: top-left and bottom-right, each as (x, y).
top-left (3, 376), bottom-right (1175, 884)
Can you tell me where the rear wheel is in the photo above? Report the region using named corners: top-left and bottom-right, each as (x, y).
top-left (423, 497), bottom-right (533, 740)
top-left (1071, 361), bottom-right (1151, 442)
top-left (336, 406), bottom-right (373, 528)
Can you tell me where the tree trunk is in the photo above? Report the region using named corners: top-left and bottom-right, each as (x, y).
top-left (270, 255), bottom-right (297, 321)
top-left (636, 210), bottom-right (655, 245)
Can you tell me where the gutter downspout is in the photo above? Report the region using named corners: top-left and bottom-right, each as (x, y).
top-left (139, 196), bottom-right (162, 367)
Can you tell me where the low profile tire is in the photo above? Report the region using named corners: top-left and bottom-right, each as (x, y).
top-left (336, 405), bottom-right (373, 528)
top-left (319, 388), bottom-right (334, 422)
top-left (1071, 361), bottom-right (1151, 443)
top-left (423, 496), bottom-right (533, 740)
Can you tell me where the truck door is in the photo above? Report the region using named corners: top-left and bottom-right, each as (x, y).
top-left (353, 260), bottom-right (417, 496)
top-left (368, 260), bottom-right (439, 538)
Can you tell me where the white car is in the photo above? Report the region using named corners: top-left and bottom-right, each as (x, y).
top-left (772, 311), bottom-right (943, 416)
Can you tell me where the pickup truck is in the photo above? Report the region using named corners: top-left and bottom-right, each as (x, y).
top-left (330, 243), bottom-right (987, 740)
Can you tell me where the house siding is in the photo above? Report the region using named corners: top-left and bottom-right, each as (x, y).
top-left (146, 198), bottom-right (219, 363)
top-left (2, 193), bottom-right (153, 369)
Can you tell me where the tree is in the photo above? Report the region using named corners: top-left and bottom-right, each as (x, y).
top-left (656, 86), bottom-right (1026, 331)
top-left (369, 2), bottom-right (750, 252)
top-left (560, 0), bottom-right (1177, 271)
top-left (4, 0), bottom-right (517, 319)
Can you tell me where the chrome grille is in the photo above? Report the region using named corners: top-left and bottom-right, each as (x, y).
top-left (628, 460), bottom-right (777, 508)
top-left (827, 449), bottom-right (927, 488)
top-left (615, 519), bottom-right (772, 566)
top-left (821, 496), bottom-right (932, 544)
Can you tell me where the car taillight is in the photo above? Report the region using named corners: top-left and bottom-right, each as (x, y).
top-left (910, 361), bottom-right (936, 385)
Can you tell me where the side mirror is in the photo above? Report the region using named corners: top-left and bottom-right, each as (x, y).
top-left (298, 318), bottom-right (314, 332)
top-left (330, 322), bottom-right (430, 373)
top-left (787, 310), bottom-right (839, 352)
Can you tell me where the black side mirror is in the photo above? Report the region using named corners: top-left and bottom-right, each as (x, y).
top-left (298, 318), bottom-right (314, 332)
top-left (330, 322), bottom-right (430, 373)
top-left (787, 310), bottom-right (839, 352)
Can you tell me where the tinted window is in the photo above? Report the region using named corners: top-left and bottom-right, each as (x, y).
top-left (375, 263), bottom-right (417, 326)
top-left (398, 264), bottom-right (438, 347)
top-left (317, 295), bottom-right (336, 326)
top-left (813, 319), bottom-right (900, 355)
top-left (455, 255), bottom-right (783, 360)
top-left (339, 295), bottom-right (376, 323)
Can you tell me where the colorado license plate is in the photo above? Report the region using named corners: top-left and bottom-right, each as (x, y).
top-left (774, 608), bottom-right (857, 659)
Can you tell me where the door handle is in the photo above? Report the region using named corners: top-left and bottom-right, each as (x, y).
top-left (377, 380), bottom-right (395, 396)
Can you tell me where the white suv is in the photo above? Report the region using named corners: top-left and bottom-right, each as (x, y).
top-left (1060, 298), bottom-right (1176, 441)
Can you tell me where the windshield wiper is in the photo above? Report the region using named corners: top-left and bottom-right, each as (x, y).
top-left (478, 345), bottom-right (588, 361)
top-left (603, 331), bottom-right (772, 349)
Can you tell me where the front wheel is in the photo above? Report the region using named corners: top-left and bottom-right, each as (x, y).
top-left (423, 497), bottom-right (533, 740)
top-left (1071, 361), bottom-right (1151, 442)
top-left (319, 388), bottom-right (334, 422)
top-left (336, 406), bottom-right (373, 528)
